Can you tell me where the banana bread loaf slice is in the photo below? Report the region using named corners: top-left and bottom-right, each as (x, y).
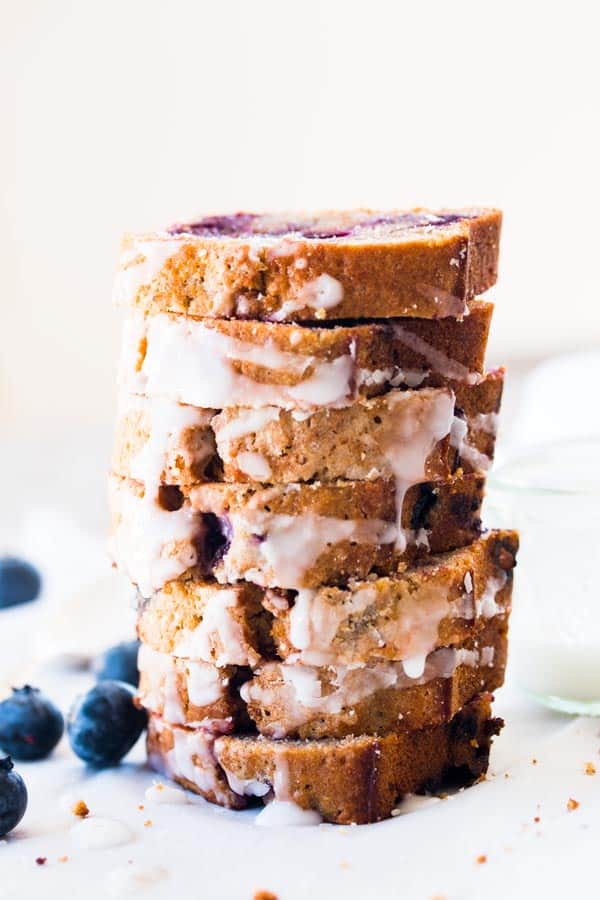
top-left (136, 642), bottom-right (250, 732)
top-left (241, 617), bottom-right (507, 738)
top-left (268, 530), bottom-right (516, 666)
top-left (118, 301), bottom-right (493, 412)
top-left (136, 579), bottom-right (270, 667)
top-left (113, 371), bottom-right (502, 486)
top-left (109, 473), bottom-right (484, 594)
top-left (148, 617), bottom-right (506, 735)
top-left (136, 531), bottom-right (516, 668)
top-left (146, 692), bottom-right (502, 823)
top-left (115, 208), bottom-right (501, 322)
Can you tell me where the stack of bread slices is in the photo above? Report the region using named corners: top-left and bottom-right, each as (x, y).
top-left (110, 209), bottom-right (518, 825)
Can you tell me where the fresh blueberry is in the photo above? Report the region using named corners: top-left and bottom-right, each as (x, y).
top-left (0, 686), bottom-right (64, 761)
top-left (67, 681), bottom-right (147, 767)
top-left (92, 640), bottom-right (140, 687)
top-left (0, 756), bottom-right (28, 837)
top-left (0, 557), bottom-right (41, 609)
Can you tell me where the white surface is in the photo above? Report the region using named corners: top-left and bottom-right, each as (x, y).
top-left (1, 669), bottom-right (597, 900)
top-left (3, 1), bottom-right (600, 429)
top-left (0, 505), bottom-right (598, 900)
top-left (2, 359), bottom-right (600, 898)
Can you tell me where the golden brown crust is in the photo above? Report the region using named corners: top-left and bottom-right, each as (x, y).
top-left (147, 693), bottom-right (502, 823)
top-left (146, 716), bottom-right (245, 809)
top-left (136, 579), bottom-right (270, 666)
top-left (216, 693), bottom-right (502, 824)
top-left (136, 644), bottom-right (250, 730)
top-left (136, 531), bottom-right (517, 669)
top-left (119, 302), bottom-right (493, 407)
top-left (109, 473), bottom-right (486, 592)
top-left (113, 370), bottom-right (502, 487)
top-left (242, 618), bottom-right (507, 738)
top-left (189, 474), bottom-right (485, 588)
top-left (115, 209), bottom-right (501, 321)
top-left (270, 530), bottom-right (517, 665)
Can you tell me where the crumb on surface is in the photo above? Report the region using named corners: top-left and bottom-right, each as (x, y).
top-left (58, 856), bottom-right (69, 863)
top-left (143, 819), bottom-right (153, 827)
top-left (253, 891), bottom-right (279, 900)
top-left (138, 804), bottom-right (145, 810)
top-left (532, 758), bottom-right (538, 765)
top-left (567, 798), bottom-right (580, 811)
top-left (35, 857), bottom-right (47, 866)
top-left (585, 762), bottom-right (596, 776)
top-left (72, 800), bottom-right (89, 818)
top-left (534, 816), bottom-right (540, 823)
top-left (476, 854), bottom-right (487, 865)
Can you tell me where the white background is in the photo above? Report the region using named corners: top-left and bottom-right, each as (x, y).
top-left (2, 0), bottom-right (599, 429)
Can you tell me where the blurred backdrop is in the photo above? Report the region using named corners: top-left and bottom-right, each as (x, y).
top-left (2, 0), bottom-right (599, 435)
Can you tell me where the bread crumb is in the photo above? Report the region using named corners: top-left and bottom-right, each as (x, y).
top-left (476, 854), bottom-right (487, 865)
top-left (58, 856), bottom-right (69, 863)
top-left (253, 891), bottom-right (279, 900)
top-left (138, 804), bottom-right (145, 810)
top-left (567, 798), bottom-right (579, 811)
top-left (72, 800), bottom-right (89, 818)
top-left (534, 816), bottom-right (540, 823)
top-left (144, 819), bottom-right (153, 827)
top-left (585, 762), bottom-right (596, 776)
top-left (35, 857), bottom-right (47, 866)
top-left (532, 758), bottom-right (538, 765)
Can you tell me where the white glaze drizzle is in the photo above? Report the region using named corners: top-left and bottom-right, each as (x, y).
top-left (149, 721), bottom-right (234, 807)
top-left (144, 781), bottom-right (189, 805)
top-left (255, 801), bottom-right (323, 827)
top-left (122, 395), bottom-right (215, 485)
top-left (70, 817), bottom-right (133, 850)
top-left (170, 588), bottom-right (252, 667)
top-left (392, 324), bottom-right (481, 384)
top-left (119, 313), bottom-right (356, 410)
top-left (113, 238), bottom-right (184, 305)
top-left (137, 644), bottom-right (229, 724)
top-left (241, 644), bottom-right (494, 737)
top-left (217, 510), bottom-right (396, 590)
top-left (379, 389), bottom-right (455, 552)
top-left (450, 415), bottom-right (491, 472)
top-left (270, 273), bottom-right (344, 322)
top-left (108, 476), bottom-right (200, 598)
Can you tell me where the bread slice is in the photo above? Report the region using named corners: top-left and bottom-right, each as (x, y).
top-left (268, 530), bottom-right (516, 667)
top-left (136, 579), bottom-right (269, 667)
top-left (118, 302), bottom-right (493, 413)
top-left (114, 208), bottom-right (501, 322)
top-left (136, 642), bottom-right (250, 732)
top-left (113, 371), bottom-right (502, 487)
top-left (136, 530), bottom-right (516, 668)
top-left (141, 621), bottom-right (505, 737)
top-left (109, 473), bottom-right (485, 595)
top-left (241, 616), bottom-right (507, 739)
top-left (146, 692), bottom-right (502, 823)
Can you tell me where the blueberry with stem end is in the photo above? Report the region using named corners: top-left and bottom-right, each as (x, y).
top-left (0, 557), bottom-right (41, 609)
top-left (67, 681), bottom-right (147, 767)
top-left (93, 640), bottom-right (140, 687)
top-left (0, 756), bottom-right (28, 837)
top-left (0, 686), bottom-right (64, 761)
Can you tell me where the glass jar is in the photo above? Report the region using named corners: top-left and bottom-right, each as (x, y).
top-left (488, 437), bottom-right (600, 714)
